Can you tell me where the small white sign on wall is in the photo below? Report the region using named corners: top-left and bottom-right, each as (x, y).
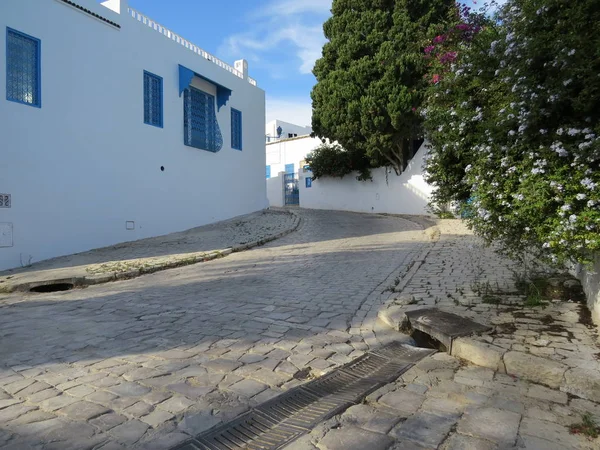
top-left (0, 223), bottom-right (13, 248)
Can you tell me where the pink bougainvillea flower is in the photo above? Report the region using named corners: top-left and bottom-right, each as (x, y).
top-left (432, 74), bottom-right (440, 84)
top-left (424, 45), bottom-right (435, 54)
top-left (433, 35), bottom-right (446, 44)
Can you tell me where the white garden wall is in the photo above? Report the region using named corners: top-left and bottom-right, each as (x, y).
top-left (298, 142), bottom-right (433, 216)
top-left (0, 0), bottom-right (267, 271)
top-left (571, 257), bottom-right (600, 325)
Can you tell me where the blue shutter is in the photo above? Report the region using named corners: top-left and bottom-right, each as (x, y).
top-left (231, 108), bottom-right (242, 150)
top-left (285, 163), bottom-right (295, 174)
top-left (6, 28), bottom-right (41, 107)
top-left (266, 166), bottom-right (271, 179)
top-left (143, 71), bottom-right (163, 127)
top-left (184, 87), bottom-right (223, 152)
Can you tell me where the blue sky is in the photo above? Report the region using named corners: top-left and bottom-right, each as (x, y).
top-left (127, 0), bottom-right (332, 127)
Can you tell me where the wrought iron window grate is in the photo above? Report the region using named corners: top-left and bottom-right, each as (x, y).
top-left (184, 87), bottom-right (223, 152)
top-left (6, 28), bottom-right (41, 107)
top-left (231, 108), bottom-right (242, 150)
top-left (143, 71), bottom-right (163, 127)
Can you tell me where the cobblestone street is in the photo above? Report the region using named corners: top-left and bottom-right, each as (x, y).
top-left (0, 210), bottom-right (428, 449)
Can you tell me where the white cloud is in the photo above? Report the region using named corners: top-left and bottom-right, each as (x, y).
top-left (219, 1), bottom-right (331, 75)
top-left (266, 97), bottom-right (313, 127)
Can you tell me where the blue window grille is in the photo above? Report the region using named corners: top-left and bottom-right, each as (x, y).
top-left (183, 86), bottom-right (223, 152)
top-left (285, 163), bottom-right (295, 174)
top-left (266, 165), bottom-right (271, 179)
top-left (143, 71), bottom-right (163, 127)
top-left (6, 28), bottom-right (41, 107)
top-left (231, 108), bottom-right (242, 150)
top-left (305, 177), bottom-right (312, 188)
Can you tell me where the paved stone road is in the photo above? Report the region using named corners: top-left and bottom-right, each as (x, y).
top-left (0, 210), bottom-right (428, 449)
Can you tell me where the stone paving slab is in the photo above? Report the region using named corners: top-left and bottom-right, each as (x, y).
top-left (0, 209), bottom-right (430, 448)
top-left (0, 209), bottom-right (299, 293)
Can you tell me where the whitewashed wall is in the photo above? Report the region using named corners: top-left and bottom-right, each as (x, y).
top-left (0, 0), bottom-right (267, 271)
top-left (266, 174), bottom-right (284, 208)
top-left (571, 257), bottom-right (600, 325)
top-left (266, 136), bottom-right (322, 176)
top-left (298, 142), bottom-right (433, 216)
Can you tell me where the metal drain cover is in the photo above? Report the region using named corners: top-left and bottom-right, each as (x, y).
top-left (171, 341), bottom-right (436, 450)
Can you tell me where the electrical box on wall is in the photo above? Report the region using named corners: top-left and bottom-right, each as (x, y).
top-left (0, 223), bottom-right (13, 247)
top-left (126, 221), bottom-right (135, 230)
top-left (0, 194), bottom-right (11, 208)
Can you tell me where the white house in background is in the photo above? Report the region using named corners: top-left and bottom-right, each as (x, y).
top-left (265, 122), bottom-right (433, 214)
top-left (0, 0), bottom-right (267, 271)
top-left (265, 119), bottom-right (312, 142)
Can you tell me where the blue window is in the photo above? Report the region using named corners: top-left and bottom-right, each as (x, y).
top-left (266, 165), bottom-right (271, 179)
top-left (231, 108), bottom-right (242, 150)
top-left (143, 71), bottom-right (163, 127)
top-left (305, 177), bottom-right (312, 188)
top-left (285, 163), bottom-right (295, 174)
top-left (183, 86), bottom-right (223, 152)
top-left (6, 28), bottom-right (41, 107)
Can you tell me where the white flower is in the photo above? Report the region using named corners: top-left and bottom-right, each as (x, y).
top-left (543, 242), bottom-right (551, 248)
top-left (557, 128), bottom-right (564, 135)
top-left (465, 164), bottom-right (472, 173)
top-left (563, 79), bottom-right (572, 86)
top-left (576, 193), bottom-right (587, 200)
top-left (568, 49), bottom-right (576, 56)
top-left (588, 199), bottom-right (597, 207)
top-left (561, 204), bottom-right (572, 211)
top-left (581, 178), bottom-right (597, 190)
top-left (508, 130), bottom-right (516, 136)
top-left (540, 129), bottom-right (547, 134)
top-left (569, 214), bottom-right (577, 223)
top-left (567, 128), bottom-right (580, 136)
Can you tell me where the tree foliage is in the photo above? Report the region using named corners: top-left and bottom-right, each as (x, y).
top-left (310, 0), bottom-right (453, 179)
top-left (423, 0), bottom-right (600, 265)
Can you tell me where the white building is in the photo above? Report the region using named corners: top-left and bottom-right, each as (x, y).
top-left (0, 0), bottom-right (267, 271)
top-left (265, 119), bottom-right (312, 142)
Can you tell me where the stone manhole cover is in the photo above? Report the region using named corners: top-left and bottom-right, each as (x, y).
top-left (404, 308), bottom-right (491, 351)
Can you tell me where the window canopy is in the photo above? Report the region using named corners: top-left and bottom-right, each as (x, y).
top-left (178, 65), bottom-right (232, 111)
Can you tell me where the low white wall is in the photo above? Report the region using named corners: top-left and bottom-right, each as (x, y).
top-left (266, 173), bottom-right (284, 208)
top-left (572, 257), bottom-right (600, 325)
top-left (298, 143), bottom-right (433, 216)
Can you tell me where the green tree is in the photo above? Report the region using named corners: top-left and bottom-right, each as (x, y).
top-left (311, 0), bottom-right (453, 179)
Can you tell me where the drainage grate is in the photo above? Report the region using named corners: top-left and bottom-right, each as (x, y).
top-left (172, 341), bottom-right (436, 450)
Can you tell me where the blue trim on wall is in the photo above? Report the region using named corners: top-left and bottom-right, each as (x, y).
top-left (285, 163), bottom-right (295, 174)
top-left (266, 165), bottom-right (271, 179)
top-left (231, 108), bottom-right (242, 150)
top-left (178, 64), bottom-right (232, 111)
top-left (143, 71), bottom-right (163, 128)
top-left (6, 27), bottom-right (41, 108)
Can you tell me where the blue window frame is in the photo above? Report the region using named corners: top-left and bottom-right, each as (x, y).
top-left (143, 71), bottom-right (163, 128)
top-left (305, 177), bottom-right (312, 188)
top-left (285, 163), bottom-right (295, 174)
top-left (231, 108), bottom-right (242, 150)
top-left (183, 86), bottom-right (223, 152)
top-left (266, 165), bottom-right (271, 179)
top-left (6, 28), bottom-right (41, 108)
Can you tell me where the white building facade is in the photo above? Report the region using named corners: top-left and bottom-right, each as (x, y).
top-left (0, 0), bottom-right (267, 271)
top-left (265, 119), bottom-right (312, 142)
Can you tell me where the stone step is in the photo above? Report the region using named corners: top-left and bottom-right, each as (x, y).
top-left (379, 307), bottom-right (491, 353)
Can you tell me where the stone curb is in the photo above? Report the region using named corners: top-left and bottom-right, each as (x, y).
top-left (0, 210), bottom-right (301, 294)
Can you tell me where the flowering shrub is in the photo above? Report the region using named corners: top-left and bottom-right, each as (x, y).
top-left (305, 143), bottom-right (373, 181)
top-left (423, 0), bottom-right (600, 265)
